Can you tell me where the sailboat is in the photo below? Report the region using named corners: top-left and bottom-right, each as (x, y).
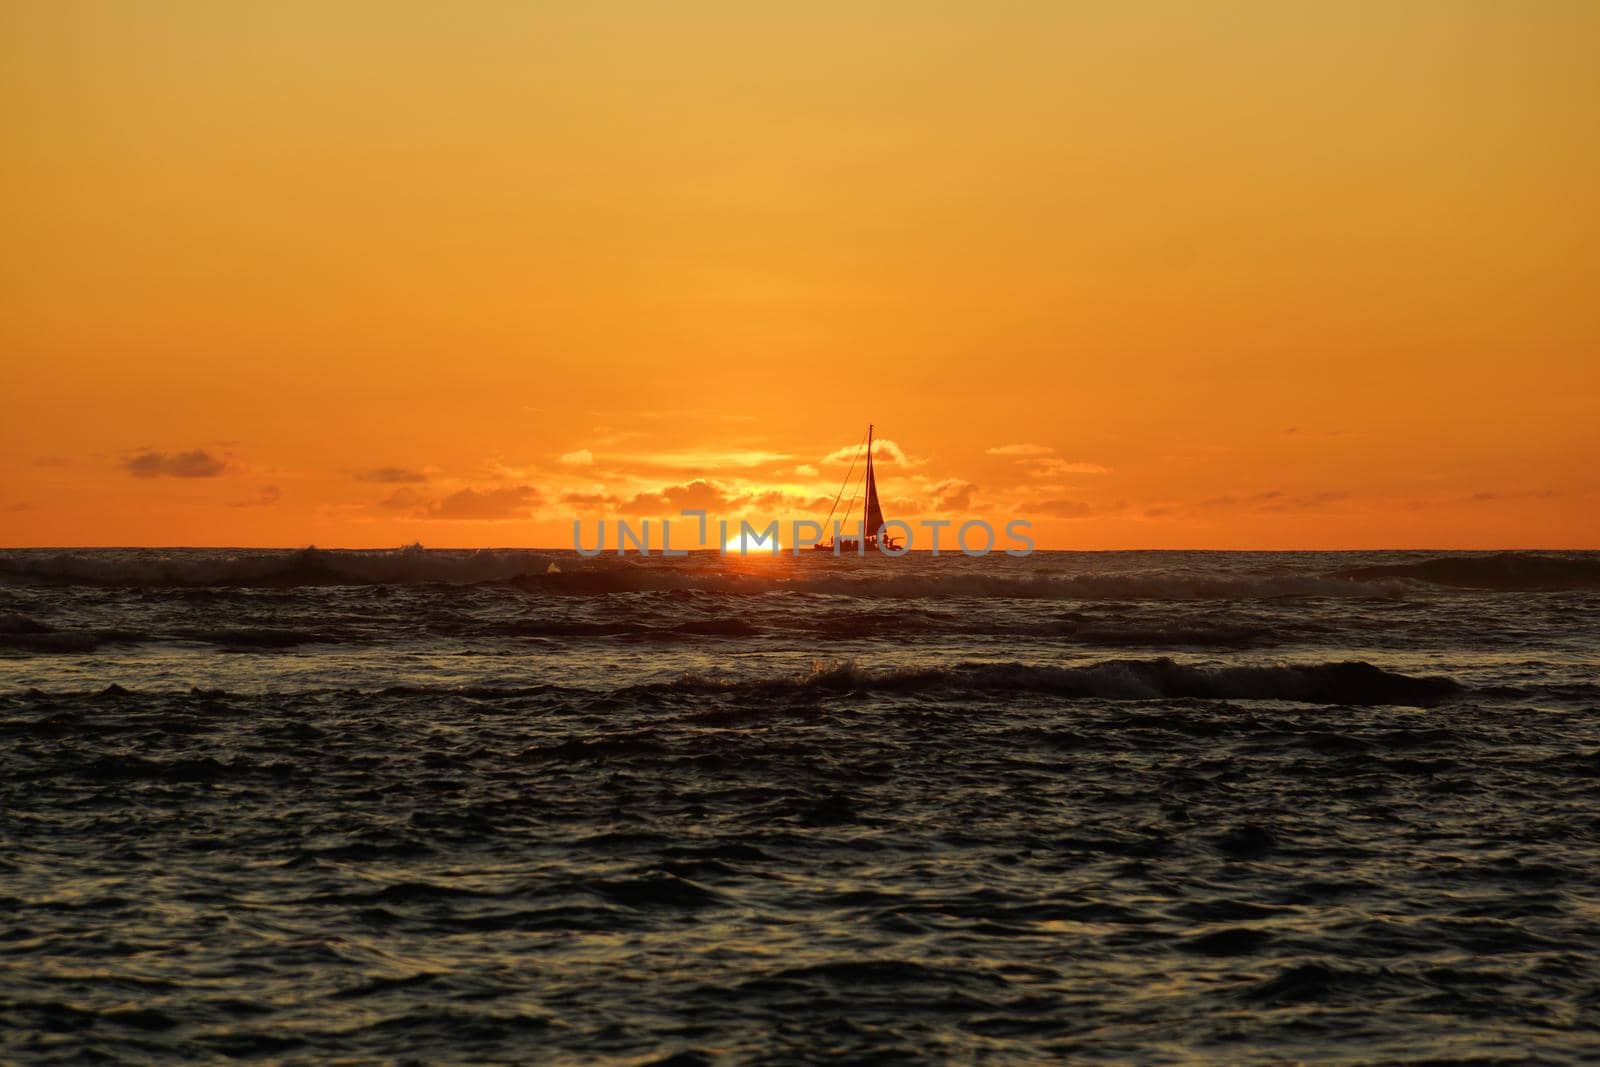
top-left (814, 424), bottom-right (902, 553)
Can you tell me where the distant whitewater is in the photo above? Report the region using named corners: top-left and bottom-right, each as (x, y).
top-left (5, 544), bottom-right (1599, 593)
top-left (2, 549), bottom-right (1597, 1063)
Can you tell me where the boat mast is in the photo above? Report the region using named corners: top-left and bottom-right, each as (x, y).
top-left (864, 424), bottom-right (874, 538)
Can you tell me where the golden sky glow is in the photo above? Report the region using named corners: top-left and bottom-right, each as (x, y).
top-left (3, 1), bottom-right (1597, 548)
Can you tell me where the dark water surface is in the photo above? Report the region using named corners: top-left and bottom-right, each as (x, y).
top-left (2, 549), bottom-right (1598, 1063)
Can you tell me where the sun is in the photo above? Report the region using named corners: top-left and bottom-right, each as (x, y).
top-left (723, 530), bottom-right (780, 554)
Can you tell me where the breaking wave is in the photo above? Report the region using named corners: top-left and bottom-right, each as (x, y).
top-left (1337, 552), bottom-right (1600, 591)
top-left (647, 658), bottom-right (1464, 707)
top-left (0, 547), bottom-right (1414, 600)
top-left (0, 610), bottom-right (1294, 654)
top-left (0, 613), bottom-right (98, 653)
top-left (6, 658), bottom-right (1465, 707)
top-left (0, 614), bottom-right (346, 653)
top-left (0, 546), bottom-right (557, 588)
top-left (5, 549), bottom-right (1596, 600)
top-left (514, 570), bottom-right (1399, 601)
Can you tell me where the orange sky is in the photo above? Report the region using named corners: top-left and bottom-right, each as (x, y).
top-left (3, 2), bottom-right (1596, 549)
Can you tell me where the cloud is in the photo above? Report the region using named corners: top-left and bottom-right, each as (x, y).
top-left (1152, 489), bottom-right (1350, 518)
top-left (823, 439), bottom-right (920, 466)
top-left (986, 443), bottom-right (1054, 457)
top-left (380, 485), bottom-right (542, 520)
top-left (377, 487), bottom-right (428, 511)
top-left (1388, 489), bottom-right (1565, 512)
top-left (483, 456), bottom-right (538, 481)
top-left (559, 449), bottom-right (595, 466)
top-left (357, 466), bottom-right (429, 484)
top-left (232, 485), bottom-right (281, 508)
top-left (1027, 458), bottom-right (1109, 477)
top-left (1034, 498), bottom-right (1095, 519)
top-left (929, 479), bottom-right (977, 512)
top-left (625, 449), bottom-right (790, 471)
top-left (1195, 490), bottom-right (1349, 514)
top-left (987, 446), bottom-right (1108, 477)
top-left (794, 464), bottom-right (818, 477)
top-left (428, 486), bottom-right (541, 520)
top-left (587, 427), bottom-right (646, 447)
top-left (621, 479), bottom-right (735, 515)
top-left (1022, 496), bottom-right (1127, 519)
top-left (123, 449), bottom-right (227, 479)
top-left (1465, 489), bottom-right (1560, 503)
top-left (559, 491), bottom-right (613, 506)
top-left (745, 488), bottom-right (807, 511)
top-left (588, 408), bottom-right (758, 423)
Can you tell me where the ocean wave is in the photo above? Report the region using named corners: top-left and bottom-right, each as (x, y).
top-left (173, 627), bottom-right (344, 649)
top-left (0, 612), bottom-right (47, 634)
top-left (1337, 552), bottom-right (1600, 591)
top-left (648, 658), bottom-right (1463, 707)
top-left (0, 613), bottom-right (98, 652)
top-left (0, 614), bottom-right (347, 653)
top-left (0, 631), bottom-right (99, 653)
top-left (498, 614), bottom-right (1285, 647)
top-left (0, 546), bottom-right (557, 588)
top-left (1069, 623), bottom-right (1278, 648)
top-left (0, 606), bottom-right (1313, 654)
top-left (1, 657), bottom-right (1466, 707)
top-left (515, 570), bottom-right (1400, 601)
top-left (0, 548), bottom-right (1432, 600)
top-left (8, 548), bottom-right (1597, 601)
top-left (493, 618), bottom-right (763, 640)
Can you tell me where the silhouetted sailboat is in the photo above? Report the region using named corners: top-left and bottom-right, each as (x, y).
top-left (815, 424), bottom-right (901, 553)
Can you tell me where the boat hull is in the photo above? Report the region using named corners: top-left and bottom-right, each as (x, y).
top-left (812, 537), bottom-right (898, 553)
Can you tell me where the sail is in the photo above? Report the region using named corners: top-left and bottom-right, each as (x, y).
top-left (863, 425), bottom-right (885, 536)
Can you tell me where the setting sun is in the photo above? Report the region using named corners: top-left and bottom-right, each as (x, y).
top-left (723, 531), bottom-right (781, 555)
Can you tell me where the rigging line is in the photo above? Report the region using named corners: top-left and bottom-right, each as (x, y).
top-left (820, 427), bottom-right (870, 534)
top-left (839, 457), bottom-right (868, 538)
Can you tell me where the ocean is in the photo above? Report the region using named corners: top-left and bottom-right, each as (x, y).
top-left (2, 547), bottom-right (1597, 1064)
